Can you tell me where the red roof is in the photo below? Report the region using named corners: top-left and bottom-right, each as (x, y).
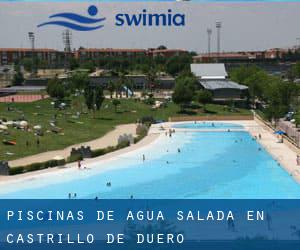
top-left (77, 48), bottom-right (146, 53)
top-left (0, 48), bottom-right (59, 52)
top-left (150, 49), bottom-right (187, 53)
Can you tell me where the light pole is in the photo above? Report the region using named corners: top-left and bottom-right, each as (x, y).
top-left (207, 28), bottom-right (212, 56)
top-left (297, 38), bottom-right (300, 49)
top-left (28, 32), bottom-right (36, 75)
top-left (216, 21), bottom-right (222, 60)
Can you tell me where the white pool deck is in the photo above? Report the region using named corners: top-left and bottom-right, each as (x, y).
top-left (1, 119), bottom-right (300, 187)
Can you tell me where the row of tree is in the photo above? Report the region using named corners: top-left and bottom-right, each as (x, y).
top-left (230, 65), bottom-right (300, 121)
top-left (46, 72), bottom-right (105, 117)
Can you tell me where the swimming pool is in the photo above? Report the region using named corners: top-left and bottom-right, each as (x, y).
top-left (1, 122), bottom-right (300, 199)
top-left (172, 121), bottom-right (243, 129)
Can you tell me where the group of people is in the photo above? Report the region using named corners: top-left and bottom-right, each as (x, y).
top-left (165, 128), bottom-right (176, 138)
top-left (68, 193), bottom-right (77, 199)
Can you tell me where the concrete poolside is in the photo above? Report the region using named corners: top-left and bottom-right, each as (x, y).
top-left (1, 119), bottom-right (300, 191)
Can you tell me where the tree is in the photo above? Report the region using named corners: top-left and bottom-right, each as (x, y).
top-left (84, 85), bottom-right (105, 118)
top-left (46, 77), bottom-right (67, 100)
top-left (107, 81), bottom-right (115, 99)
top-left (21, 58), bottom-right (33, 72)
top-left (157, 45), bottom-right (167, 50)
top-left (69, 72), bottom-right (89, 91)
top-left (197, 90), bottom-right (213, 112)
top-left (166, 55), bottom-right (192, 76)
top-left (81, 60), bottom-right (95, 73)
top-left (112, 99), bottom-right (121, 113)
top-left (69, 58), bottom-right (80, 70)
top-left (146, 68), bottom-right (157, 92)
top-left (12, 69), bottom-right (24, 86)
top-left (172, 76), bottom-right (196, 111)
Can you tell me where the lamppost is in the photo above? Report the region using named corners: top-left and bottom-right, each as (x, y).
top-left (216, 21), bottom-right (222, 61)
top-left (28, 32), bottom-right (36, 76)
top-left (207, 28), bottom-right (212, 56)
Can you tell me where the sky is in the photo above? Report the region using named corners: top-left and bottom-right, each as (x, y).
top-left (0, 2), bottom-right (299, 53)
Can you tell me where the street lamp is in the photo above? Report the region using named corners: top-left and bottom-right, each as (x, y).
top-left (28, 32), bottom-right (36, 75)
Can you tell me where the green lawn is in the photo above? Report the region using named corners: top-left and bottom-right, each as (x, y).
top-left (0, 97), bottom-right (251, 161)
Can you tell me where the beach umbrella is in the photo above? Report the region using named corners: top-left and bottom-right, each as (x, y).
top-left (0, 124), bottom-right (8, 130)
top-left (274, 130), bottom-right (285, 135)
top-left (20, 121), bottom-right (28, 128)
top-left (33, 125), bottom-right (42, 130)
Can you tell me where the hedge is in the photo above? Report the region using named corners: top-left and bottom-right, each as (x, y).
top-left (9, 159), bottom-right (66, 175)
top-left (10, 128), bottom-right (148, 175)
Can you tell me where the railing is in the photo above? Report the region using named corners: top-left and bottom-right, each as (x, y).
top-left (254, 112), bottom-right (300, 151)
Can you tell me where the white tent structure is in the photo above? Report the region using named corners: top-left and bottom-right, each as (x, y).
top-left (190, 63), bottom-right (228, 80)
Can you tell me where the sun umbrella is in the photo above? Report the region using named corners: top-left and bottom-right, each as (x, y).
top-left (274, 130), bottom-right (286, 135)
top-left (0, 124), bottom-right (8, 130)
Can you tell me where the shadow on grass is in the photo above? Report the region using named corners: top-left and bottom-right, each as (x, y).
top-left (177, 110), bottom-right (197, 115)
top-left (204, 110), bottom-right (217, 114)
top-left (94, 117), bottom-right (114, 121)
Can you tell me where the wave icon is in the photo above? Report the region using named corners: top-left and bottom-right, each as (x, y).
top-left (37, 5), bottom-right (105, 31)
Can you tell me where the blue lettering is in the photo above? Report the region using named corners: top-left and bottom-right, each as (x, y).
top-left (115, 14), bottom-right (125, 26)
top-left (125, 14), bottom-right (142, 26)
top-left (114, 9), bottom-right (185, 27)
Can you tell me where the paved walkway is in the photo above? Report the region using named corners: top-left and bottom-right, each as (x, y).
top-left (9, 124), bottom-right (137, 167)
top-left (0, 95), bottom-right (49, 103)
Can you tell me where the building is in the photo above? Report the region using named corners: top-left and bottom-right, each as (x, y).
top-left (191, 63), bottom-right (248, 101)
top-left (90, 74), bottom-right (175, 90)
top-left (148, 49), bottom-right (188, 58)
top-left (75, 48), bottom-right (189, 62)
top-left (193, 51), bottom-right (264, 63)
top-left (75, 48), bottom-right (147, 62)
top-left (0, 48), bottom-right (64, 66)
top-left (193, 47), bottom-right (300, 63)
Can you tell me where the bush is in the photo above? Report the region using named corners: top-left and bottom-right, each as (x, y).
top-left (10, 159), bottom-right (66, 175)
top-left (91, 148), bottom-right (106, 158)
top-left (136, 124), bottom-right (148, 136)
top-left (134, 124), bottom-right (148, 143)
top-left (67, 154), bottom-right (83, 163)
top-left (116, 140), bottom-right (130, 149)
top-left (9, 166), bottom-right (25, 175)
top-left (139, 116), bottom-right (155, 124)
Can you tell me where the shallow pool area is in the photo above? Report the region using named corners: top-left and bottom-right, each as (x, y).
top-left (172, 121), bottom-right (244, 130)
top-left (1, 122), bottom-right (300, 199)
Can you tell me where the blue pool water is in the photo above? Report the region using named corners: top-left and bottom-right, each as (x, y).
top-left (173, 122), bottom-right (243, 129)
top-left (1, 122), bottom-right (300, 199)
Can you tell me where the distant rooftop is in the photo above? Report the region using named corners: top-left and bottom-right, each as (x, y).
top-left (190, 63), bottom-right (228, 79)
top-left (199, 80), bottom-right (248, 90)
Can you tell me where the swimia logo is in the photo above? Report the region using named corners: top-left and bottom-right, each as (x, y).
top-left (37, 5), bottom-right (185, 31)
top-left (115, 9), bottom-right (185, 27)
top-left (37, 5), bottom-right (106, 31)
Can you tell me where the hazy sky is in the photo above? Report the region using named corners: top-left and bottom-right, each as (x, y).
top-left (0, 2), bottom-right (299, 53)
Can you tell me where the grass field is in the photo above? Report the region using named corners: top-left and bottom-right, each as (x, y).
top-left (0, 97), bottom-right (251, 161)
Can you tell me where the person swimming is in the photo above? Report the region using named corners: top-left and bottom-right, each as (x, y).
top-left (143, 154), bottom-right (145, 162)
top-left (178, 148), bottom-right (181, 153)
